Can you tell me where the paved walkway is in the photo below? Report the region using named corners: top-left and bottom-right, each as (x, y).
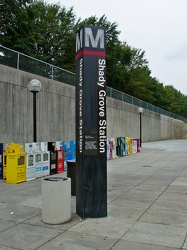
top-left (0, 139), bottom-right (187, 250)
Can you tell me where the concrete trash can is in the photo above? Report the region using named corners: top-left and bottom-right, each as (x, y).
top-left (42, 177), bottom-right (71, 224)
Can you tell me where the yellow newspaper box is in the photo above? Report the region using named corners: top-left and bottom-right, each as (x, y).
top-left (126, 137), bottom-right (132, 155)
top-left (5, 143), bottom-right (24, 154)
top-left (3, 144), bottom-right (25, 182)
top-left (6, 154), bottom-right (26, 184)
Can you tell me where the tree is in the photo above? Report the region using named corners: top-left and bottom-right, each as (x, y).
top-left (21, 1), bottom-right (75, 71)
top-left (0, 0), bottom-right (35, 52)
top-left (149, 77), bottom-right (166, 108)
top-left (127, 66), bottom-right (155, 103)
top-left (27, 1), bottom-right (78, 72)
top-left (163, 85), bottom-right (183, 114)
top-left (0, 0), bottom-right (78, 71)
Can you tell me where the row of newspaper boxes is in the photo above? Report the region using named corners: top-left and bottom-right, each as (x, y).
top-left (107, 137), bottom-right (140, 159)
top-left (0, 141), bottom-right (75, 184)
top-left (0, 137), bottom-right (140, 184)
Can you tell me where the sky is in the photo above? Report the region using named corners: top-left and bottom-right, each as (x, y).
top-left (47, 0), bottom-right (187, 95)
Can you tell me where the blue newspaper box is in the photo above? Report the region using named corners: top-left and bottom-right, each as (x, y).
top-left (70, 140), bottom-right (76, 160)
top-left (62, 141), bottom-right (68, 171)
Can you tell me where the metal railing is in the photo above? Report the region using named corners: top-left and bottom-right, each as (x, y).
top-left (0, 45), bottom-right (75, 86)
top-left (106, 88), bottom-right (187, 122)
top-left (1, 45), bottom-right (187, 122)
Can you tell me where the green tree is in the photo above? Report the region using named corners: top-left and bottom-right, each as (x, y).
top-left (105, 42), bottom-right (131, 90)
top-left (149, 77), bottom-right (166, 108)
top-left (163, 85), bottom-right (184, 114)
top-left (31, 3), bottom-right (75, 71)
top-left (179, 95), bottom-right (187, 118)
top-left (0, 0), bottom-right (35, 52)
top-left (113, 45), bottom-right (155, 103)
top-left (0, 0), bottom-right (78, 71)
top-left (127, 66), bottom-right (155, 103)
top-left (28, 1), bottom-right (78, 71)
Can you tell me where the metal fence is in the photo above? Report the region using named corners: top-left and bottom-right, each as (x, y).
top-left (0, 45), bottom-right (75, 86)
top-left (106, 88), bottom-right (187, 122)
top-left (1, 45), bottom-right (186, 122)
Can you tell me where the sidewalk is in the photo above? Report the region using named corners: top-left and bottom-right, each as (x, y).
top-left (0, 139), bottom-right (187, 250)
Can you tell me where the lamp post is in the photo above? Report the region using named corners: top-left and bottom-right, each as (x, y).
top-left (27, 79), bottom-right (42, 142)
top-left (138, 107), bottom-right (143, 148)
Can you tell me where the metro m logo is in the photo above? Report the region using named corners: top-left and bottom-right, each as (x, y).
top-left (85, 27), bottom-right (104, 49)
top-left (76, 26), bottom-right (105, 52)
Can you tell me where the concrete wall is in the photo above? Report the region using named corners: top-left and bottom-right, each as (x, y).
top-left (1, 64), bottom-right (187, 143)
top-left (0, 65), bottom-right (75, 143)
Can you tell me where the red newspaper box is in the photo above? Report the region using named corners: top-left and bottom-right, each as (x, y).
top-left (56, 149), bottom-right (64, 173)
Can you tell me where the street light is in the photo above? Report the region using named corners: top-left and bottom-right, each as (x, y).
top-left (27, 79), bottom-right (42, 142)
top-left (138, 107), bottom-right (143, 148)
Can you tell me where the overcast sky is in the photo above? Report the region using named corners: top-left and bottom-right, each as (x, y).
top-left (47, 0), bottom-right (187, 95)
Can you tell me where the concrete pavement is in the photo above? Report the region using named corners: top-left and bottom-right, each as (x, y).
top-left (0, 139), bottom-right (187, 249)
